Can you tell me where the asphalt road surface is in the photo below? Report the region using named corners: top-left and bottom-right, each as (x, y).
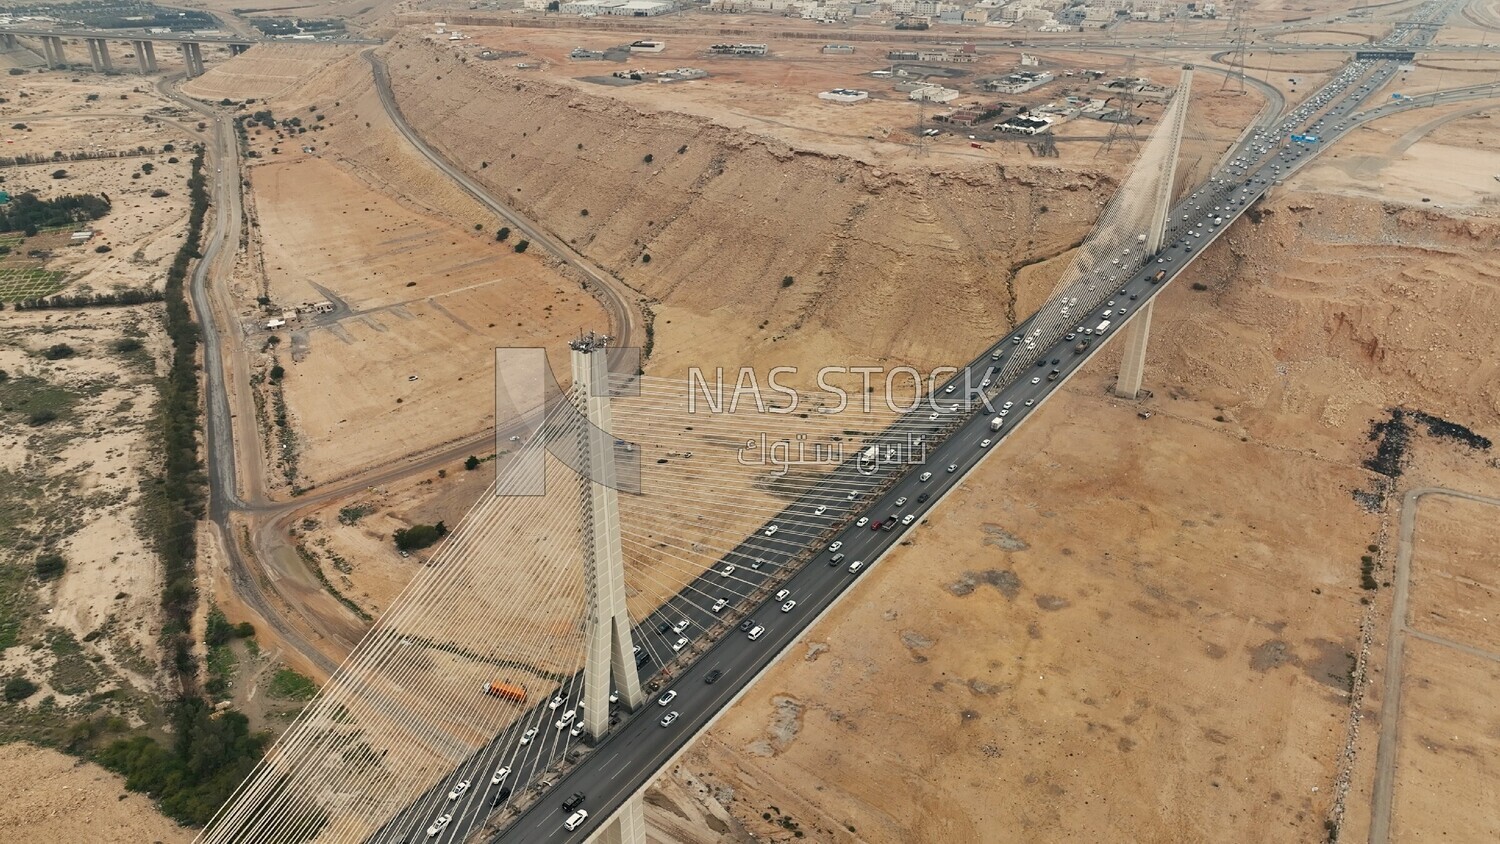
top-left (366, 4), bottom-right (1464, 840)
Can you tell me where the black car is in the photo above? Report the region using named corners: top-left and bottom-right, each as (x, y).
top-left (916, 492), bottom-right (930, 503)
top-left (636, 651), bottom-right (651, 667)
top-left (492, 787), bottom-right (512, 806)
top-left (705, 669), bottom-right (723, 685)
top-left (738, 618), bottom-right (756, 632)
top-left (658, 621), bottom-right (673, 634)
top-left (561, 792), bottom-right (585, 813)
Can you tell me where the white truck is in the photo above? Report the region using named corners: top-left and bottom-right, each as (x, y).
top-left (990, 417), bottom-right (1003, 431)
top-left (1095, 319), bottom-right (1112, 334)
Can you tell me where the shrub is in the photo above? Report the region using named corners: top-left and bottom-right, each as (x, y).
top-left (678, 144), bottom-right (688, 154)
top-left (95, 244), bottom-right (112, 253)
top-left (111, 338), bottom-right (143, 353)
top-left (514, 240), bottom-right (530, 254)
top-left (28, 409), bottom-right (58, 426)
top-left (1190, 282), bottom-right (1208, 291)
top-left (141, 162), bottom-right (155, 174)
top-left (10, 122), bottom-right (26, 130)
top-left (167, 156), bottom-right (179, 164)
top-left (42, 343), bottom-right (75, 360)
top-left (151, 189), bottom-right (169, 198)
top-left (641, 253), bottom-right (651, 264)
top-left (235, 621), bottom-right (255, 639)
top-left (3, 676), bottom-right (38, 702)
top-left (393, 521), bottom-right (448, 551)
top-left (580, 209), bottom-right (589, 217)
top-left (464, 455), bottom-right (480, 471)
top-left (269, 364), bottom-right (285, 381)
top-left (496, 227), bottom-right (510, 241)
top-left (51, 169), bottom-right (67, 179)
top-left (781, 276), bottom-right (794, 288)
top-left (35, 553), bottom-right (66, 580)
top-left (643, 153), bottom-right (654, 164)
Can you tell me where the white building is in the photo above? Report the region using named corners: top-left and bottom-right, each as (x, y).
top-left (910, 85), bottom-right (959, 103)
top-left (819, 88), bottom-right (869, 103)
top-left (630, 40), bottom-right (667, 52)
top-left (523, 0), bottom-right (550, 9)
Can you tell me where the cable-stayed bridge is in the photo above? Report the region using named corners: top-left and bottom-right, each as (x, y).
top-left (198, 2), bottom-right (1461, 841)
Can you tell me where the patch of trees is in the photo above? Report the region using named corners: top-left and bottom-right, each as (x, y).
top-left (34, 552), bottom-right (66, 580)
top-left (13, 288), bottom-right (164, 310)
top-left (0, 147), bottom-right (158, 169)
top-left (149, 146), bottom-right (210, 684)
top-left (97, 699), bottom-right (272, 827)
top-left (394, 521), bottom-right (448, 551)
top-left (3, 676), bottom-right (37, 702)
top-left (0, 191), bottom-right (111, 233)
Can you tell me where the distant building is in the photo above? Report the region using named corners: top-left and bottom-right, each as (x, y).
top-left (819, 88), bottom-right (869, 103)
top-left (629, 40), bottom-right (666, 52)
top-left (995, 114), bottom-right (1053, 134)
top-left (822, 44), bottom-right (856, 54)
top-left (522, 0), bottom-right (550, 9)
top-left (985, 70), bottom-right (1054, 93)
top-left (910, 85), bottom-right (959, 103)
top-left (708, 43), bottom-right (769, 55)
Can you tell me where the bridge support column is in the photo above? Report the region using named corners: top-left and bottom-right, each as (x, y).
top-left (0, 33), bottom-right (17, 50)
top-left (590, 791), bottom-right (647, 844)
top-left (180, 41), bottom-right (204, 77)
top-left (230, 43), bottom-right (249, 56)
top-left (86, 38), bottom-right (112, 72)
top-left (571, 334), bottom-right (644, 742)
top-left (1115, 64), bottom-right (1191, 400)
top-left (42, 35), bottom-right (66, 68)
top-left (1113, 299), bottom-right (1154, 400)
top-left (134, 40), bottom-right (157, 74)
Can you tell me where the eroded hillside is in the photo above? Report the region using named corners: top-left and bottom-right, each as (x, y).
top-left (379, 36), bottom-right (1110, 372)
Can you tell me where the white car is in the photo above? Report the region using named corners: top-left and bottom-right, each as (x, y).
top-left (570, 720), bottom-right (585, 737)
top-left (448, 780), bottom-right (470, 800)
top-left (519, 728), bottom-right (537, 746)
top-left (902, 514), bottom-right (916, 526)
top-left (610, 689), bottom-right (619, 703)
top-left (781, 600), bottom-right (797, 612)
top-left (895, 496), bottom-right (907, 506)
top-left (855, 517), bottom-right (869, 528)
top-left (829, 540), bottom-right (843, 552)
top-left (672, 637), bottom-right (688, 652)
top-left (980, 438), bottom-right (992, 448)
top-left (427, 814), bottom-right (452, 838)
top-left (658, 690), bottom-right (678, 706)
top-left (764, 525), bottom-right (778, 537)
top-left (928, 412), bottom-right (940, 421)
top-left (548, 694), bottom-right (567, 710)
top-left (659, 711), bottom-right (679, 727)
top-left (775, 589), bottom-right (790, 601)
top-left (1031, 377), bottom-right (1041, 384)
top-left (711, 598), bottom-right (728, 613)
top-left (814, 504), bottom-right (827, 515)
top-left (491, 766), bottom-right (511, 786)
top-left (1002, 401), bottom-right (1013, 409)
top-left (564, 809), bottom-right (589, 831)
top-left (720, 564), bottom-right (736, 577)
top-left (555, 709), bottom-right (576, 729)
top-left (672, 619), bottom-right (690, 634)
top-left (944, 384), bottom-right (957, 394)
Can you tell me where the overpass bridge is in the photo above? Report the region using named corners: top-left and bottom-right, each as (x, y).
top-left (194, 1), bottom-right (1471, 842)
top-left (0, 26), bottom-right (379, 76)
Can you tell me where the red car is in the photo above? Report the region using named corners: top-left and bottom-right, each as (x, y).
top-left (869, 519), bottom-right (882, 531)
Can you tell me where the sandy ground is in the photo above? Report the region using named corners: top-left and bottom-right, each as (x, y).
top-left (181, 44), bottom-right (361, 101)
top-left (0, 743), bottom-right (191, 843)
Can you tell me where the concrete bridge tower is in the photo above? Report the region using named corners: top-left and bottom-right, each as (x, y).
top-left (1116, 64), bottom-right (1194, 400)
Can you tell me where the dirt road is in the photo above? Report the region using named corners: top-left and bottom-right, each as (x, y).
top-left (1368, 486), bottom-right (1500, 843)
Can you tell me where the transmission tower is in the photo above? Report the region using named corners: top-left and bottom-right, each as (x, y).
top-left (913, 94), bottom-right (930, 157)
top-left (1221, 0), bottom-right (1248, 93)
top-left (1098, 54), bottom-right (1141, 156)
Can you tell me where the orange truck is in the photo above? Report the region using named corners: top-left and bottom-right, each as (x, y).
top-left (484, 682), bottom-right (526, 703)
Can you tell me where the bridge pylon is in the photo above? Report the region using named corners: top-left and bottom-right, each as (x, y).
top-left (1116, 64), bottom-right (1192, 400)
top-left (588, 791), bottom-right (647, 844)
top-left (571, 333), bottom-right (644, 743)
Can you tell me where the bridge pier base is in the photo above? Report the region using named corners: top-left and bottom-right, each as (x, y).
top-left (1113, 299), bottom-right (1154, 399)
top-left (0, 33), bottom-right (17, 50)
top-left (230, 43), bottom-right (249, 56)
top-left (588, 791), bottom-right (647, 844)
top-left (572, 334), bottom-right (645, 742)
top-left (42, 35), bottom-right (66, 68)
top-left (134, 40), bottom-right (157, 74)
top-left (180, 41), bottom-right (204, 77)
top-left (86, 38), bottom-right (112, 72)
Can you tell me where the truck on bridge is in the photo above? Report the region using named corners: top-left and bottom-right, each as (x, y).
top-left (484, 681), bottom-right (527, 703)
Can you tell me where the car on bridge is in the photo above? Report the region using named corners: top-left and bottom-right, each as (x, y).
top-left (448, 780), bottom-right (470, 800)
top-left (659, 712), bottom-right (679, 728)
top-left (491, 766), bottom-right (511, 785)
top-left (427, 813), bottom-right (452, 838)
top-left (705, 669), bottom-right (723, 684)
top-left (564, 809), bottom-right (588, 831)
top-left (711, 598), bottom-right (728, 613)
top-left (519, 727), bottom-right (537, 746)
top-left (658, 690), bottom-right (677, 706)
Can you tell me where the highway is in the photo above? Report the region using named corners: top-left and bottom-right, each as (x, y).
top-left (0, 25), bottom-right (379, 46)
